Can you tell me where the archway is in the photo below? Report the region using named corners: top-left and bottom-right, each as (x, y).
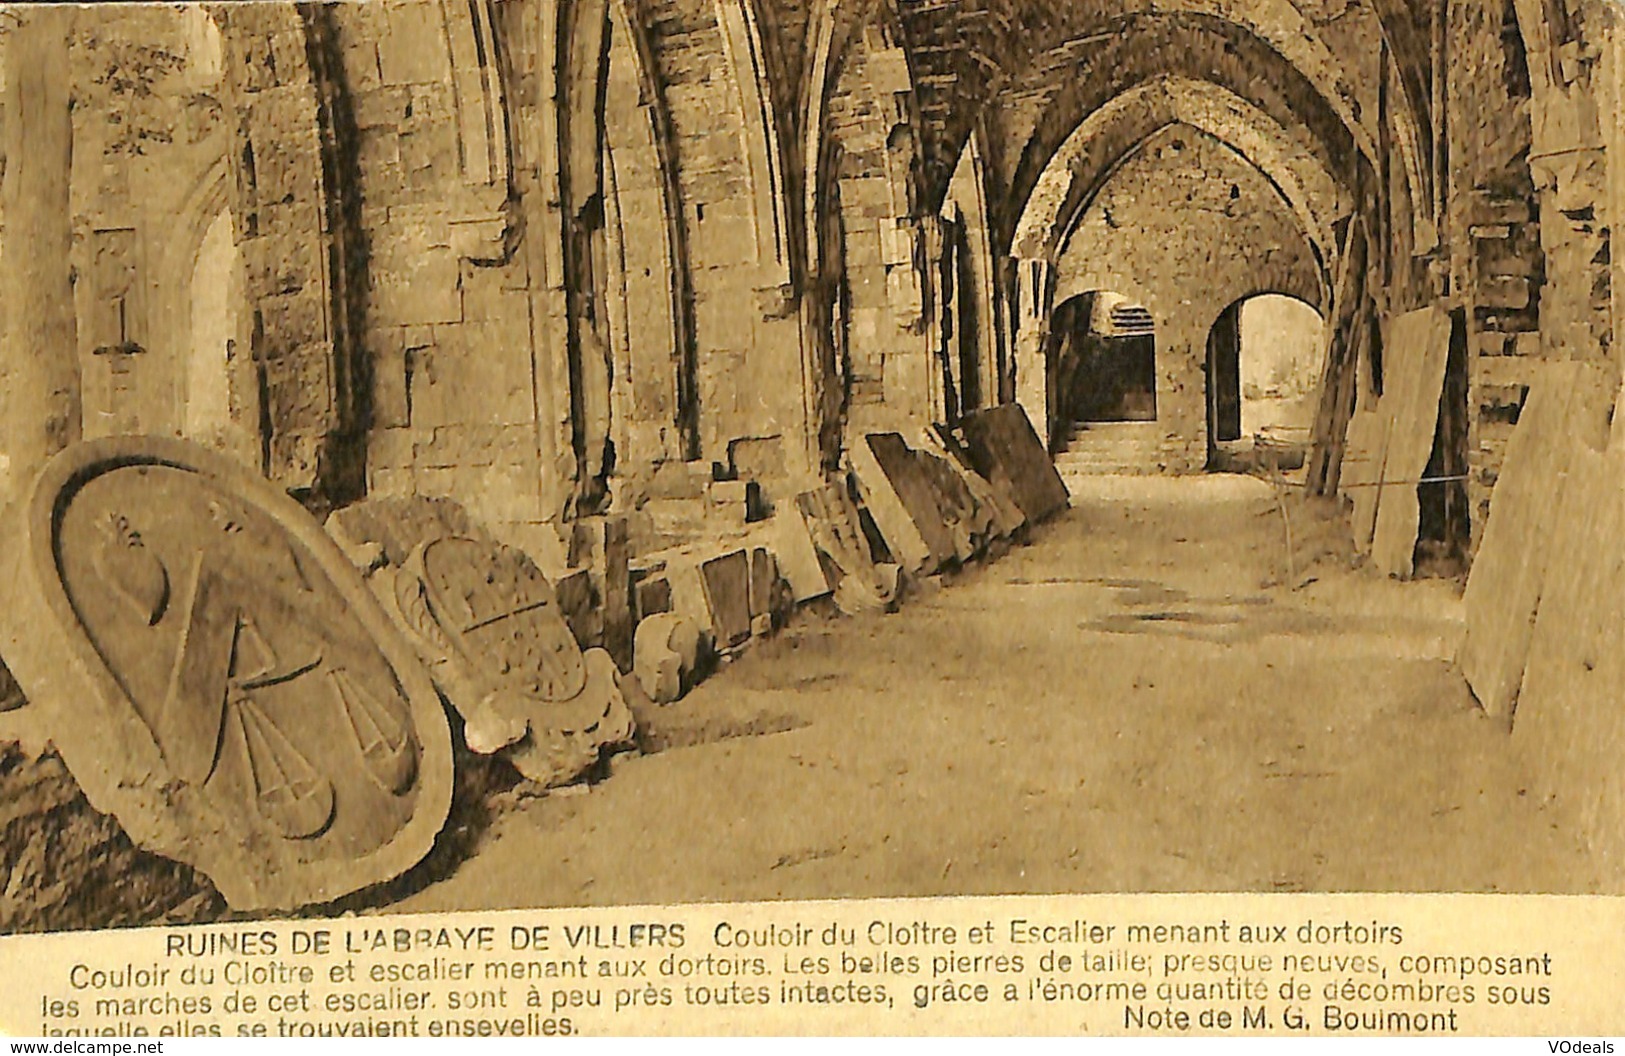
top-left (1205, 293), bottom-right (1325, 462)
top-left (183, 207), bottom-right (244, 448)
top-left (170, 199), bottom-right (262, 472)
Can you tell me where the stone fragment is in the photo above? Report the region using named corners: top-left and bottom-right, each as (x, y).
top-left (503, 650), bottom-right (634, 785)
top-left (0, 438), bottom-right (454, 910)
top-left (1512, 442), bottom-right (1625, 861)
top-left (636, 574), bottom-right (674, 618)
top-left (794, 484), bottom-right (899, 615)
top-left (850, 430), bottom-right (1004, 576)
top-left (848, 432), bottom-right (939, 575)
top-left (958, 405), bottom-right (1069, 523)
top-left (666, 559), bottom-right (714, 637)
top-left (553, 567), bottom-right (600, 650)
top-left (748, 547), bottom-right (790, 629)
top-left (701, 550), bottom-right (753, 649)
top-left (328, 494), bottom-right (485, 567)
top-left (633, 612), bottom-right (710, 704)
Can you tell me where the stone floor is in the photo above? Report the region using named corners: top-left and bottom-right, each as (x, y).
top-left (393, 475), bottom-right (1609, 916)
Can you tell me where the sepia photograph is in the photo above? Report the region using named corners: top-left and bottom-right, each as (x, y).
top-left (0, 0), bottom-right (1619, 1037)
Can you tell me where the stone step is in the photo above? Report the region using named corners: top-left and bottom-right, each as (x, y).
top-left (1055, 421), bottom-right (1164, 475)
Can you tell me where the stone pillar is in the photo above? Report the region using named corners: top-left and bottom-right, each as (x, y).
top-left (214, 5), bottom-right (345, 496)
top-left (0, 8), bottom-right (80, 504)
top-left (1012, 258), bottom-right (1051, 444)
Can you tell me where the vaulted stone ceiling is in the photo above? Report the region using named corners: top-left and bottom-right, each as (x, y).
top-left (852, 0), bottom-right (1439, 226)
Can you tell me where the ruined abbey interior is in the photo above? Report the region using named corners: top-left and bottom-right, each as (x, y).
top-left (0, 0), bottom-right (1621, 931)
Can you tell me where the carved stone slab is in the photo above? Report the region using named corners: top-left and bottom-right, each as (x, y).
top-left (959, 405), bottom-right (1069, 523)
top-left (0, 438), bottom-right (454, 910)
top-left (794, 484), bottom-right (900, 615)
top-left (1460, 362), bottom-right (1615, 717)
top-left (328, 497), bottom-right (633, 787)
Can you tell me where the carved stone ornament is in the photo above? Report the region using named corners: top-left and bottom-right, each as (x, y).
top-left (326, 497), bottom-right (633, 787)
top-left (387, 537), bottom-right (635, 786)
top-left (0, 438), bottom-right (454, 910)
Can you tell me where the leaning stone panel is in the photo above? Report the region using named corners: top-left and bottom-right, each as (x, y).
top-left (0, 438), bottom-right (455, 911)
top-left (959, 405), bottom-right (1070, 523)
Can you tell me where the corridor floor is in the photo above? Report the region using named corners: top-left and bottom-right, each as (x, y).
top-left (397, 475), bottom-right (1607, 915)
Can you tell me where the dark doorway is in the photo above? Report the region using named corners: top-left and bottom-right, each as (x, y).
top-left (1207, 301), bottom-right (1243, 446)
top-left (1051, 292), bottom-right (1157, 435)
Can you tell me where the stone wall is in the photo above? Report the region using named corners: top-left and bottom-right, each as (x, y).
top-left (1052, 125), bottom-right (1323, 471)
top-left (1446, 0), bottom-right (1621, 548)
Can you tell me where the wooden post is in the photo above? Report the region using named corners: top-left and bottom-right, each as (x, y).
top-left (1306, 214), bottom-right (1368, 496)
top-left (0, 8), bottom-right (79, 503)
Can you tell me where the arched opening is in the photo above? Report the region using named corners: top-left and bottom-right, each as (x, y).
top-left (1054, 291), bottom-right (1158, 428)
top-left (181, 204), bottom-right (259, 470)
top-left (1205, 293), bottom-right (1324, 466)
top-left (184, 208), bottom-right (238, 444)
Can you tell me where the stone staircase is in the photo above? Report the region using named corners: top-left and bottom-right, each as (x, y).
top-left (1053, 421), bottom-right (1165, 476)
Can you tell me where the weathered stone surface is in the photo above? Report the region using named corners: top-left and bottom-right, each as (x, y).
top-left (770, 506), bottom-right (833, 602)
top-left (700, 550), bottom-right (754, 649)
top-left (328, 497), bottom-right (634, 788)
top-left (748, 547), bottom-right (789, 629)
top-left (849, 429), bottom-right (1006, 576)
top-left (0, 740), bottom-right (224, 934)
top-left (0, 438), bottom-right (454, 910)
top-left (633, 612), bottom-right (710, 705)
top-left (328, 494), bottom-right (487, 567)
top-left (1461, 362), bottom-right (1615, 717)
top-left (1343, 404), bottom-right (1388, 556)
top-left (794, 484), bottom-right (900, 615)
top-left (1370, 307), bottom-right (1453, 579)
top-left (502, 650), bottom-right (634, 785)
top-left (959, 405), bottom-right (1070, 523)
top-left (636, 574), bottom-right (674, 618)
top-left (850, 432), bottom-right (948, 574)
top-left (1512, 442), bottom-right (1625, 860)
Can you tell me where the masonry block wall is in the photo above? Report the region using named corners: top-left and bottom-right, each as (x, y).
top-left (1053, 126), bottom-right (1324, 472)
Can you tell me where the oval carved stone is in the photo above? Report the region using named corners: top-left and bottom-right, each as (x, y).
top-left (0, 438), bottom-right (454, 910)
